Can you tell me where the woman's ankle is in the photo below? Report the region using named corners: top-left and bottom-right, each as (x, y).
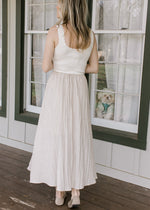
top-left (55, 188), bottom-right (65, 197)
top-left (71, 188), bottom-right (80, 197)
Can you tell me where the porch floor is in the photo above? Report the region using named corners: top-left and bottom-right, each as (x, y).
top-left (1, 143), bottom-right (150, 210)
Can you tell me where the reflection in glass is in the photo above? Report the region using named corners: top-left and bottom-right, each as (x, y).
top-left (95, 0), bottom-right (144, 31)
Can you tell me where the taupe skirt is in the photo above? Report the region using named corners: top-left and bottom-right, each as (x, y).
top-left (27, 70), bottom-right (98, 191)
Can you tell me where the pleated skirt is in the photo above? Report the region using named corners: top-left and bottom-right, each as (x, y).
top-left (27, 70), bottom-right (98, 191)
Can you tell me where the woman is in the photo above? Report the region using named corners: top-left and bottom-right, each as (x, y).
top-left (27, 0), bottom-right (98, 208)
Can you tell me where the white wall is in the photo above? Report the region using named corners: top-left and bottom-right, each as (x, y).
top-left (0, 0), bottom-right (150, 189)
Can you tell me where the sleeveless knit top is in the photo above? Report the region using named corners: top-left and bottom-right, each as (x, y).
top-left (53, 24), bottom-right (94, 75)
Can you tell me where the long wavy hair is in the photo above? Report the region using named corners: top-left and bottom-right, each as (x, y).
top-left (56, 0), bottom-right (91, 51)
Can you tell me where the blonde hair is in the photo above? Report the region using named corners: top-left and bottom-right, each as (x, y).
top-left (56, 0), bottom-right (91, 51)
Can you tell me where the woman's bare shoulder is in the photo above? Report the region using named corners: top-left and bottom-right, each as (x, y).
top-left (48, 24), bottom-right (58, 37)
top-left (46, 24), bottom-right (59, 47)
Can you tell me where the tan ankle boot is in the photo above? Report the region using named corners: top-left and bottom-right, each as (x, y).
top-left (68, 195), bottom-right (80, 208)
top-left (55, 191), bottom-right (67, 206)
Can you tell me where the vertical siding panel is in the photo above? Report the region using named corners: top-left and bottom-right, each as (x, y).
top-left (25, 123), bottom-right (37, 145)
top-left (94, 139), bottom-right (112, 167)
top-left (111, 144), bottom-right (139, 174)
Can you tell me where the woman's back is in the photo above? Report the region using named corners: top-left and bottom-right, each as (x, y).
top-left (53, 23), bottom-right (94, 75)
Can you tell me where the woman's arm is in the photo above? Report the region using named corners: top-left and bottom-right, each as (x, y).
top-left (85, 32), bottom-right (99, 74)
top-left (42, 26), bottom-right (57, 73)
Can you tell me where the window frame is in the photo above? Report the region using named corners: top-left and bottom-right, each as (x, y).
top-left (0, 0), bottom-right (7, 117)
top-left (88, 0), bottom-right (150, 150)
top-left (15, 0), bottom-right (39, 125)
top-left (15, 0), bottom-right (150, 150)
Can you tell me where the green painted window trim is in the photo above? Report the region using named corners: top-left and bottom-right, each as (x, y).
top-left (0, 0), bottom-right (7, 117)
top-left (15, 0), bottom-right (150, 150)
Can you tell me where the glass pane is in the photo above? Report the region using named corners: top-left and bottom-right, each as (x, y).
top-left (45, 1), bottom-right (57, 29)
top-left (32, 34), bottom-right (46, 57)
top-left (96, 64), bottom-right (118, 91)
top-left (97, 34), bottom-right (143, 64)
top-left (26, 0), bottom-right (44, 31)
top-left (97, 34), bottom-right (119, 63)
top-left (31, 83), bottom-right (45, 107)
top-left (25, 0), bottom-right (57, 31)
top-left (96, 64), bottom-right (107, 90)
top-left (115, 94), bottom-right (139, 124)
top-left (119, 34), bottom-right (143, 64)
top-left (0, 0), bottom-right (2, 108)
top-left (117, 64), bottom-right (141, 95)
top-left (31, 59), bottom-right (44, 83)
top-left (95, 0), bottom-right (144, 31)
top-left (24, 34), bottom-right (46, 84)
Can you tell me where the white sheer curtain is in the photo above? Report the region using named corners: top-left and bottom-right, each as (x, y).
top-left (95, 0), bottom-right (144, 125)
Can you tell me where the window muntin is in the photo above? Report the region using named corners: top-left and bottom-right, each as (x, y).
top-left (90, 0), bottom-right (148, 133)
top-left (24, 0), bottom-right (57, 114)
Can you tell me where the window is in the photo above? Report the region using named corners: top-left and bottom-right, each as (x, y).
top-left (15, 0), bottom-right (58, 124)
top-left (0, 0), bottom-right (7, 117)
top-left (24, 0), bottom-right (57, 114)
top-left (89, 0), bottom-right (150, 150)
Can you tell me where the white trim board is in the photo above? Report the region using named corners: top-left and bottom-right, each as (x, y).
top-left (96, 164), bottom-right (150, 190)
top-left (0, 136), bottom-right (33, 153)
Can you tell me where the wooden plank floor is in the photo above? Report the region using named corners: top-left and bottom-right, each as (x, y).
top-left (1, 144), bottom-right (150, 210)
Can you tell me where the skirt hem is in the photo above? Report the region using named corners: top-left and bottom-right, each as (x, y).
top-left (27, 178), bottom-right (98, 191)
top-left (27, 167), bottom-right (98, 191)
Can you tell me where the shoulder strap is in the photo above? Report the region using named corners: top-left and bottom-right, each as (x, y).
top-left (59, 24), bottom-right (66, 46)
top-left (56, 24), bottom-right (64, 45)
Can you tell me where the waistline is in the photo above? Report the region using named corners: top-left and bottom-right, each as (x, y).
top-left (53, 69), bottom-right (84, 75)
